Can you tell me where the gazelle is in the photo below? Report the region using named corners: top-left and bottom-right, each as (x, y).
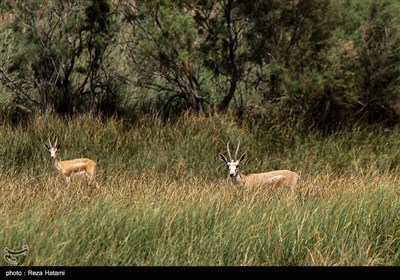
top-left (219, 140), bottom-right (300, 190)
top-left (44, 137), bottom-right (97, 183)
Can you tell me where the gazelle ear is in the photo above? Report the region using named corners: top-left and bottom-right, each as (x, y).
top-left (219, 153), bottom-right (228, 163)
top-left (239, 153), bottom-right (246, 163)
top-left (44, 142), bottom-right (50, 150)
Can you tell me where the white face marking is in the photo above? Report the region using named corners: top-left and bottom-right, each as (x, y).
top-left (227, 161), bottom-right (240, 177)
top-left (48, 147), bottom-right (58, 160)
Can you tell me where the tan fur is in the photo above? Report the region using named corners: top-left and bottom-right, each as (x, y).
top-left (220, 140), bottom-right (300, 191)
top-left (44, 137), bottom-right (96, 183)
top-left (57, 158), bottom-right (96, 179)
top-left (52, 157), bottom-right (96, 183)
top-left (234, 169), bottom-right (300, 189)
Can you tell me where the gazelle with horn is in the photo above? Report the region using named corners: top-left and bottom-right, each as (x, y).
top-left (219, 140), bottom-right (300, 189)
top-left (44, 137), bottom-right (97, 183)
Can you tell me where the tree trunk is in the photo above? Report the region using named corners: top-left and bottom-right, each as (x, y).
top-left (217, 0), bottom-right (239, 112)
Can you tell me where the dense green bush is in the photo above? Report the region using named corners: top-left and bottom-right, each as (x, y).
top-left (1, 0), bottom-right (400, 128)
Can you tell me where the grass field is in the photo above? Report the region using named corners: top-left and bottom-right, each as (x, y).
top-left (1, 114), bottom-right (400, 266)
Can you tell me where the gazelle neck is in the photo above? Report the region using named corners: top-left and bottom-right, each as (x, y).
top-left (232, 170), bottom-right (246, 185)
top-left (51, 157), bottom-right (62, 173)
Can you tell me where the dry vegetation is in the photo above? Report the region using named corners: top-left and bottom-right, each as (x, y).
top-left (1, 115), bottom-right (400, 265)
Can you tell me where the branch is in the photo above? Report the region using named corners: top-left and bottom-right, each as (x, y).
top-left (0, 67), bottom-right (40, 105)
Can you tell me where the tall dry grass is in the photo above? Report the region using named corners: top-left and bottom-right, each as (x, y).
top-left (1, 114), bottom-right (400, 265)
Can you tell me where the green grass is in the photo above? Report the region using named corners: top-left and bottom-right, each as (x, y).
top-left (1, 114), bottom-right (400, 266)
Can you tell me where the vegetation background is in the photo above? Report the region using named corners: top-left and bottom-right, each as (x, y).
top-left (1, 0), bottom-right (400, 266)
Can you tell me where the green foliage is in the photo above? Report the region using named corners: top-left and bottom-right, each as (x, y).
top-left (0, 0), bottom-right (122, 118)
top-left (356, 0), bottom-right (400, 124)
top-left (2, 0), bottom-right (400, 127)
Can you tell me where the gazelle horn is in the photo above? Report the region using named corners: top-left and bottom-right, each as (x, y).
top-left (226, 140), bottom-right (232, 161)
top-left (234, 139), bottom-right (241, 161)
top-left (53, 136), bottom-right (58, 148)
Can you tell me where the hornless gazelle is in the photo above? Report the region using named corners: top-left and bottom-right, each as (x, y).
top-left (44, 137), bottom-right (97, 183)
top-left (219, 140), bottom-right (300, 190)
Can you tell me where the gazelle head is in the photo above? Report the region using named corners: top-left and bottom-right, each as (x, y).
top-left (219, 139), bottom-right (246, 178)
top-left (43, 136), bottom-right (61, 160)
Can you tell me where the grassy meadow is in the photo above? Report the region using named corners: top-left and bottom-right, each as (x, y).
top-left (1, 114), bottom-right (400, 266)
